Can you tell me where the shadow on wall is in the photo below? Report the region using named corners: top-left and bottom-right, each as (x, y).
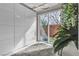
top-left (12, 20), bottom-right (36, 53)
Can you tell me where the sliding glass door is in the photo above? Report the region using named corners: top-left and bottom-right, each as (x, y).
top-left (39, 10), bottom-right (61, 44)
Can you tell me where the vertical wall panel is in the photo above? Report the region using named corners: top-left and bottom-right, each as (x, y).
top-left (0, 4), bottom-right (14, 55)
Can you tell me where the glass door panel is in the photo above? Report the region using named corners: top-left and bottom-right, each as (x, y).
top-left (39, 14), bottom-right (48, 43)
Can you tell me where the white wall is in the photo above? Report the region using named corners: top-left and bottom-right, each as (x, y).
top-left (0, 4), bottom-right (14, 55)
top-left (78, 3), bottom-right (79, 49)
top-left (0, 3), bottom-right (36, 55)
top-left (14, 4), bottom-right (36, 50)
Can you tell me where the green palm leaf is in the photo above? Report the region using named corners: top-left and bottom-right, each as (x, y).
top-left (53, 3), bottom-right (78, 55)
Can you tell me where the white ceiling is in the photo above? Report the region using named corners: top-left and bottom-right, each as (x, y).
top-left (25, 3), bottom-right (44, 9)
top-left (16, 4), bottom-right (36, 17)
top-left (24, 3), bottom-right (62, 13)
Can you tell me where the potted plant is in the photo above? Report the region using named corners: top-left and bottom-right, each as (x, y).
top-left (53, 3), bottom-right (78, 56)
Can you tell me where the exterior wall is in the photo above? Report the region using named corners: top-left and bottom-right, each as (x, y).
top-left (44, 25), bottom-right (60, 37)
top-left (49, 25), bottom-right (60, 37)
